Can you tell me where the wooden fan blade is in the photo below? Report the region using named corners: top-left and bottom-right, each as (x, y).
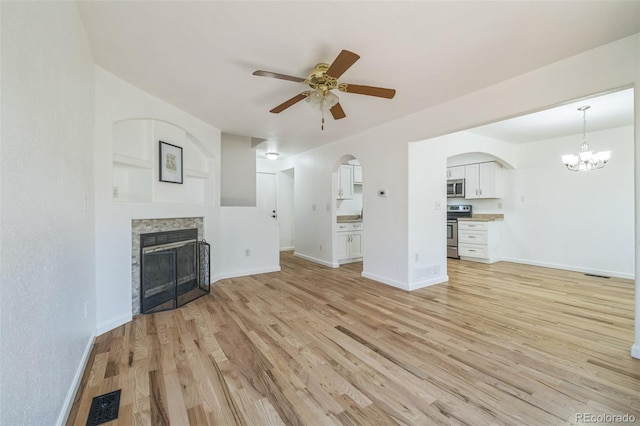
top-left (253, 70), bottom-right (306, 83)
top-left (341, 84), bottom-right (396, 99)
top-left (326, 50), bottom-right (360, 79)
top-left (330, 103), bottom-right (346, 120)
top-left (270, 93), bottom-right (307, 113)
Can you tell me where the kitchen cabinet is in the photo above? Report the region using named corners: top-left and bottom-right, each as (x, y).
top-left (338, 164), bottom-right (354, 199)
top-left (353, 165), bottom-right (363, 184)
top-left (458, 220), bottom-right (501, 263)
top-left (337, 222), bottom-right (363, 262)
top-left (464, 161), bottom-right (502, 199)
top-left (446, 166), bottom-right (465, 180)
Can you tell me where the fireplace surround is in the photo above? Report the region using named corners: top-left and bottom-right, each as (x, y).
top-left (131, 217), bottom-right (206, 315)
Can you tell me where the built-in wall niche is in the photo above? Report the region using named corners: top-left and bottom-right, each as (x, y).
top-left (112, 119), bottom-right (214, 204)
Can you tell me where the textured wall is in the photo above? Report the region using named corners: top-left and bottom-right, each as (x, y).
top-left (0, 2), bottom-right (96, 424)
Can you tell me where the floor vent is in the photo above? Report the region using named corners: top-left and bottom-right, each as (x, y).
top-left (585, 273), bottom-right (610, 279)
top-left (86, 389), bottom-right (121, 426)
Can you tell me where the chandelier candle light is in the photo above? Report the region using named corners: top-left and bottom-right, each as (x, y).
top-left (561, 106), bottom-right (610, 171)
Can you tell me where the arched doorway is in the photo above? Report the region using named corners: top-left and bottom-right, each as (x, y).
top-left (332, 155), bottom-right (363, 270)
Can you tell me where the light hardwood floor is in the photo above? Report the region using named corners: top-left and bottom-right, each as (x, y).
top-left (68, 253), bottom-right (640, 425)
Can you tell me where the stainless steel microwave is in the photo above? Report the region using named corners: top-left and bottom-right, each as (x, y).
top-left (447, 179), bottom-right (465, 198)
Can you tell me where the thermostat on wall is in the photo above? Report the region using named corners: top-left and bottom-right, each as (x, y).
top-left (378, 189), bottom-right (387, 197)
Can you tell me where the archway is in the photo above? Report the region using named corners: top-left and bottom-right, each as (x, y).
top-left (331, 155), bottom-right (364, 270)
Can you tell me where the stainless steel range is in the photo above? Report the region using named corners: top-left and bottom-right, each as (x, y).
top-left (447, 205), bottom-right (472, 259)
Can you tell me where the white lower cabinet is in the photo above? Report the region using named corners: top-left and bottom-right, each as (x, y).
top-left (337, 222), bottom-right (363, 263)
top-left (458, 221), bottom-right (501, 264)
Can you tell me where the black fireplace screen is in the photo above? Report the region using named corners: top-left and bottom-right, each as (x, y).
top-left (140, 229), bottom-right (210, 314)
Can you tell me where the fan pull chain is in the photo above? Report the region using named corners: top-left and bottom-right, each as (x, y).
top-left (321, 108), bottom-right (325, 131)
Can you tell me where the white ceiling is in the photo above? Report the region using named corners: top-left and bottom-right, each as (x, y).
top-left (76, 1), bottom-right (640, 158)
top-left (468, 88), bottom-right (635, 144)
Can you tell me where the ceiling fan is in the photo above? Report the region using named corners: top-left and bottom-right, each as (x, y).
top-left (253, 49), bottom-right (396, 129)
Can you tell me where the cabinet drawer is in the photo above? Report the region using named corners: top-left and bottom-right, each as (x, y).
top-left (458, 221), bottom-right (488, 231)
top-left (337, 222), bottom-right (363, 232)
top-left (458, 231), bottom-right (487, 244)
top-left (459, 244), bottom-right (488, 258)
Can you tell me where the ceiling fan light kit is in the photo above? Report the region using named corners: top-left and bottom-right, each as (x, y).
top-left (253, 50), bottom-right (396, 130)
top-left (265, 152), bottom-right (279, 160)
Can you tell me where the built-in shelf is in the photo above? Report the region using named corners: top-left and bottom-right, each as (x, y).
top-left (112, 119), bottom-right (214, 205)
top-left (113, 153), bottom-right (153, 169)
top-left (185, 168), bottom-right (210, 179)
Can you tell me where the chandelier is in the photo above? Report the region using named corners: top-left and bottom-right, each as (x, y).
top-left (561, 106), bottom-right (610, 171)
top-left (305, 88), bottom-right (339, 130)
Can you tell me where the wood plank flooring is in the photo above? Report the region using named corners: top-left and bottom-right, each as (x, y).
top-left (67, 253), bottom-right (640, 425)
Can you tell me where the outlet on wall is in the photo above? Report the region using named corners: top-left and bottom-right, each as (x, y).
top-left (113, 186), bottom-right (119, 198)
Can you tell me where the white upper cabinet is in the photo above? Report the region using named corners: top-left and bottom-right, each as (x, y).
top-left (465, 161), bottom-right (502, 199)
top-left (338, 164), bottom-right (354, 199)
top-left (353, 165), bottom-right (363, 184)
top-left (446, 165), bottom-right (465, 180)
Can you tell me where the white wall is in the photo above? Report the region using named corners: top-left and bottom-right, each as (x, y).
top-left (1, 2), bottom-right (96, 424)
top-left (221, 133), bottom-right (256, 206)
top-left (286, 34), bottom-right (638, 292)
top-left (94, 68), bottom-right (222, 333)
top-left (219, 207), bottom-right (280, 278)
top-left (502, 125), bottom-right (634, 278)
top-left (285, 126), bottom-right (410, 284)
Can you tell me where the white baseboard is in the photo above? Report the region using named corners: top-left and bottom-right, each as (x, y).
top-left (293, 252), bottom-right (338, 268)
top-left (500, 257), bottom-right (634, 280)
top-left (632, 343), bottom-right (640, 360)
top-left (56, 334), bottom-right (95, 426)
top-left (409, 275), bottom-right (449, 290)
top-left (338, 257), bottom-right (363, 265)
top-left (279, 246), bottom-right (295, 251)
top-left (96, 312), bottom-right (132, 336)
top-left (361, 271), bottom-right (410, 291)
top-left (215, 266), bottom-right (281, 280)
top-left (361, 271), bottom-right (449, 291)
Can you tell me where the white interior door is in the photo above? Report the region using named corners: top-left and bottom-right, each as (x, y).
top-left (256, 172), bottom-right (277, 220)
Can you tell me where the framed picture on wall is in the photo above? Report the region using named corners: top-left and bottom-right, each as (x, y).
top-left (159, 141), bottom-right (183, 184)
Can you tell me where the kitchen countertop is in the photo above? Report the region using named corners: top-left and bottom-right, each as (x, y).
top-left (337, 215), bottom-right (363, 223)
top-left (457, 214), bottom-right (504, 222)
